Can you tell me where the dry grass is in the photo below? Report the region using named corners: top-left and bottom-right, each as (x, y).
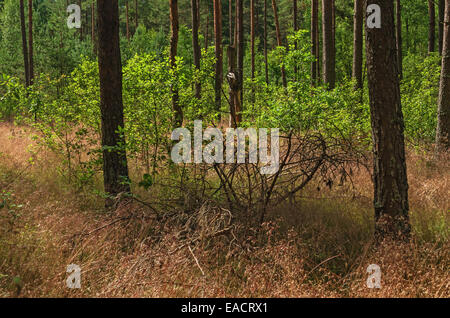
top-left (0, 123), bottom-right (448, 298)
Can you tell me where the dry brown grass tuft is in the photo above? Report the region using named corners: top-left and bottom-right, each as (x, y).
top-left (0, 123), bottom-right (448, 298)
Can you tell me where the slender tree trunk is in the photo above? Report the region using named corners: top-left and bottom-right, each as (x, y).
top-left (311, 0), bottom-right (319, 85)
top-left (429, 0), bottom-right (436, 53)
top-left (170, 0), bottom-right (182, 127)
top-left (97, 0), bottom-right (131, 205)
top-left (365, 0), bottom-right (410, 240)
top-left (352, 0), bottom-right (363, 90)
top-left (229, 0), bottom-right (233, 44)
top-left (28, 0), bottom-right (34, 85)
top-left (436, 0), bottom-right (450, 152)
top-left (236, 0), bottom-right (243, 123)
top-left (272, 0), bottom-right (287, 87)
top-left (439, 0), bottom-right (445, 55)
top-left (192, 0), bottom-right (201, 99)
top-left (214, 0), bottom-right (223, 114)
top-left (126, 1), bottom-right (130, 41)
top-left (264, 0), bottom-right (269, 84)
top-left (251, 0), bottom-right (256, 82)
top-left (20, 0), bottom-right (30, 87)
top-left (322, 0), bottom-right (335, 89)
top-left (396, 0), bottom-right (402, 79)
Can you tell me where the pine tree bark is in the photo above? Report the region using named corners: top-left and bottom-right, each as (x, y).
top-left (439, 0), bottom-right (445, 55)
top-left (170, 0), bottom-right (182, 127)
top-left (436, 0), bottom-right (450, 152)
top-left (311, 0), bottom-right (319, 86)
top-left (97, 0), bottom-right (131, 205)
top-left (396, 0), bottom-right (402, 79)
top-left (322, 0), bottom-right (335, 89)
top-left (28, 0), bottom-right (34, 85)
top-left (429, 0), bottom-right (436, 53)
top-left (20, 0), bottom-right (30, 87)
top-left (365, 0), bottom-right (410, 240)
top-left (192, 0), bottom-right (201, 99)
top-left (272, 0), bottom-right (287, 87)
top-left (214, 0), bottom-right (223, 113)
top-left (352, 0), bottom-right (363, 90)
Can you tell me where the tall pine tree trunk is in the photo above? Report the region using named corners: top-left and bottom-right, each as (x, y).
top-left (352, 0), bottom-right (363, 90)
top-left (272, 0), bottom-right (287, 87)
top-left (439, 0), bottom-right (445, 55)
top-left (20, 0), bottom-right (30, 88)
top-left (192, 0), bottom-right (201, 99)
top-left (322, 0), bottom-right (335, 89)
top-left (251, 0), bottom-right (256, 82)
top-left (28, 0), bottom-right (34, 85)
top-left (97, 0), bottom-right (131, 205)
top-left (365, 0), bottom-right (410, 240)
top-left (429, 0), bottom-right (436, 53)
top-left (436, 0), bottom-right (450, 152)
top-left (311, 0), bottom-right (319, 85)
top-left (170, 0), bottom-right (182, 127)
top-left (236, 0), bottom-right (244, 123)
top-left (214, 0), bottom-right (223, 114)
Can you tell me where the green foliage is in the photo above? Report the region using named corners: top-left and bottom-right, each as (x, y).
top-left (401, 53), bottom-right (441, 143)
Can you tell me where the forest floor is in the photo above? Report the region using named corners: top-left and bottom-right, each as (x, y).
top-left (0, 122), bottom-right (448, 297)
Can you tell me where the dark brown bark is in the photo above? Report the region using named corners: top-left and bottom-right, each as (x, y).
top-left (20, 0), bottom-right (30, 87)
top-left (272, 0), bottom-right (287, 87)
top-left (429, 0), bottom-right (436, 53)
top-left (439, 0), bottom-right (445, 55)
top-left (352, 0), bottom-right (363, 90)
top-left (436, 0), bottom-right (450, 152)
top-left (214, 0), bottom-right (223, 113)
top-left (126, 1), bottom-right (130, 41)
top-left (365, 0), bottom-right (410, 239)
top-left (28, 0), bottom-right (34, 85)
top-left (322, 0), bottom-right (335, 89)
top-left (311, 0), bottom-right (319, 85)
top-left (192, 0), bottom-right (201, 99)
top-left (396, 0), bottom-right (402, 79)
top-left (97, 0), bottom-right (131, 204)
top-left (170, 0), bottom-right (182, 127)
